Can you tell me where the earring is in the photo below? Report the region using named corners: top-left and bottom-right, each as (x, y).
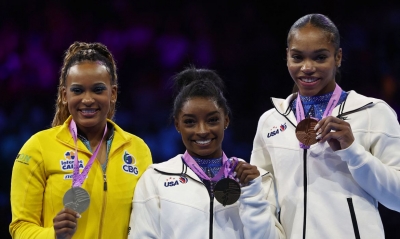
top-left (224, 126), bottom-right (228, 130)
top-left (177, 130), bottom-right (180, 134)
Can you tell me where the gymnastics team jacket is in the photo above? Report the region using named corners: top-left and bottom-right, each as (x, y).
top-left (10, 116), bottom-right (152, 239)
top-left (250, 90), bottom-right (400, 239)
top-left (128, 155), bottom-right (286, 239)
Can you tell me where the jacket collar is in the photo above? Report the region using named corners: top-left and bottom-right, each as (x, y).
top-left (151, 155), bottom-right (203, 182)
top-left (55, 116), bottom-right (130, 154)
top-left (271, 90), bottom-right (380, 126)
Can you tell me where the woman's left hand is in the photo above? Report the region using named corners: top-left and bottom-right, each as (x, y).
top-left (314, 116), bottom-right (355, 151)
top-left (234, 161), bottom-right (260, 186)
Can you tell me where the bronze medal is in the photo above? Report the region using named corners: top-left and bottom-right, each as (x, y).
top-left (214, 178), bottom-right (241, 206)
top-left (295, 118), bottom-right (319, 146)
top-left (63, 187), bottom-right (90, 213)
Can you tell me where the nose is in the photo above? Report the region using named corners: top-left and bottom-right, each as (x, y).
top-left (82, 93), bottom-right (94, 105)
top-left (301, 60), bottom-right (315, 74)
top-left (196, 122), bottom-right (209, 137)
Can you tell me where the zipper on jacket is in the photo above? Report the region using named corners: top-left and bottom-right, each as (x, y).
top-left (302, 149), bottom-right (308, 239)
top-left (99, 166), bottom-right (108, 238)
top-left (209, 196), bottom-right (214, 239)
top-left (347, 198), bottom-right (361, 239)
top-left (103, 173), bottom-right (107, 191)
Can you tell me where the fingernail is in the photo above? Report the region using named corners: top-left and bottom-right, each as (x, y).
top-left (233, 172), bottom-right (237, 177)
top-left (316, 134), bottom-right (322, 140)
top-left (314, 124), bottom-right (320, 130)
top-left (76, 213), bottom-right (81, 218)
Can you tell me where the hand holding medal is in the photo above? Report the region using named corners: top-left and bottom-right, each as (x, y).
top-left (295, 84), bottom-right (344, 149)
top-left (313, 116), bottom-right (355, 151)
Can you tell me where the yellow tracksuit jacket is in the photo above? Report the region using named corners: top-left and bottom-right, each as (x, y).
top-left (10, 117), bottom-right (152, 238)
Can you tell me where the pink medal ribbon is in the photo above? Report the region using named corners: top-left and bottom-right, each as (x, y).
top-left (182, 151), bottom-right (238, 182)
top-left (295, 84), bottom-right (343, 149)
top-left (69, 119), bottom-right (107, 187)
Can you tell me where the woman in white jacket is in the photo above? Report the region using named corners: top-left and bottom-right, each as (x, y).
top-left (250, 13), bottom-right (400, 239)
top-left (128, 66), bottom-right (285, 239)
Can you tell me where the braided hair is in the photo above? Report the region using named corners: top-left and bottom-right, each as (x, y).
top-left (51, 42), bottom-right (118, 127)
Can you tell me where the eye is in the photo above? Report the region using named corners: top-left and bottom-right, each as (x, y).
top-left (70, 87), bottom-right (83, 94)
top-left (291, 54), bottom-right (303, 61)
top-left (208, 117), bottom-right (220, 124)
top-left (315, 55), bottom-right (328, 61)
top-left (183, 119), bottom-right (195, 126)
top-left (93, 86), bottom-right (107, 94)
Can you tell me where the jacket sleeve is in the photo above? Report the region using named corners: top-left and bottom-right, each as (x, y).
top-left (250, 112), bottom-right (274, 175)
top-left (9, 135), bottom-right (55, 239)
top-left (336, 101), bottom-right (400, 211)
top-left (128, 167), bottom-right (160, 239)
top-left (238, 170), bottom-right (285, 239)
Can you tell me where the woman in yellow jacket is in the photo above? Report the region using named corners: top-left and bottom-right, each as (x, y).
top-left (9, 41), bottom-right (152, 239)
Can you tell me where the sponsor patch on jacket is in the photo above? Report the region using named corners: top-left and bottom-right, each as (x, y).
top-left (15, 153), bottom-right (31, 165)
top-left (60, 151), bottom-right (85, 171)
top-left (267, 123), bottom-right (287, 138)
top-left (164, 176), bottom-right (188, 187)
top-left (122, 151), bottom-right (139, 175)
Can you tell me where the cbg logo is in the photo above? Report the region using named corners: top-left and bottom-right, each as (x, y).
top-left (122, 151), bottom-right (139, 175)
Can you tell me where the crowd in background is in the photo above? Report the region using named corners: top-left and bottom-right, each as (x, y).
top-left (1, 1), bottom-right (400, 237)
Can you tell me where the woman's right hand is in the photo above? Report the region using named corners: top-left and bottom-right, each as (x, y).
top-left (53, 208), bottom-right (80, 239)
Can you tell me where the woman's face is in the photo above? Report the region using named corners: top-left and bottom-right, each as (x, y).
top-left (287, 24), bottom-right (342, 96)
top-left (175, 97), bottom-right (229, 159)
top-left (62, 61), bottom-right (117, 133)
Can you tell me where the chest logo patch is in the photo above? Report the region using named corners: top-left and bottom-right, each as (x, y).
top-left (60, 151), bottom-right (84, 171)
top-left (164, 176), bottom-right (188, 187)
top-left (122, 151), bottom-right (139, 175)
top-left (267, 123), bottom-right (287, 138)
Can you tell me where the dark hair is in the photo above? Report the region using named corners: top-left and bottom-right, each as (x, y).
top-left (172, 66), bottom-right (231, 119)
top-left (52, 41), bottom-right (118, 127)
top-left (287, 14), bottom-right (341, 92)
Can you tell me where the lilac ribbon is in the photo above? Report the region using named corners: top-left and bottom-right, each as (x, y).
top-left (182, 151), bottom-right (238, 182)
top-left (69, 119), bottom-right (107, 187)
top-left (295, 84), bottom-right (343, 149)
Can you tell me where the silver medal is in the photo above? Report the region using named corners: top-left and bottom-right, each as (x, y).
top-left (63, 187), bottom-right (90, 213)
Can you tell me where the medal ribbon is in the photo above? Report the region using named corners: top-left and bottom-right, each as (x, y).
top-left (295, 84), bottom-right (342, 148)
top-left (69, 119), bottom-right (107, 187)
top-left (182, 151), bottom-right (238, 181)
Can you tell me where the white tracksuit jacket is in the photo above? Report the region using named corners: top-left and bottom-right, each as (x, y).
top-left (128, 155), bottom-right (285, 239)
top-left (250, 90), bottom-right (400, 239)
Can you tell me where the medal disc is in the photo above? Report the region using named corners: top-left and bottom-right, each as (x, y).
top-left (63, 187), bottom-right (90, 213)
top-left (214, 178), bottom-right (241, 206)
top-left (295, 118), bottom-right (319, 146)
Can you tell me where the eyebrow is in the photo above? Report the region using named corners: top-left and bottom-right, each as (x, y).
top-left (181, 111), bottom-right (221, 117)
top-left (289, 48), bottom-right (330, 54)
top-left (70, 82), bottom-right (107, 86)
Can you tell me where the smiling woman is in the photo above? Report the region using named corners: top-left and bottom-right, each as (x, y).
top-left (9, 42), bottom-right (152, 239)
top-left (128, 66), bottom-right (285, 239)
top-left (250, 13), bottom-right (400, 239)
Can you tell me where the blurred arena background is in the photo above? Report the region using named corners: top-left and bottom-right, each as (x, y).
top-left (1, 1), bottom-right (400, 237)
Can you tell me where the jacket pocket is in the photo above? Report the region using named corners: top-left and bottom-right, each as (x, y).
top-left (347, 198), bottom-right (361, 239)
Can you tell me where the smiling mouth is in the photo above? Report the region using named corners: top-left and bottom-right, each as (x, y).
top-left (194, 139), bottom-right (212, 145)
top-left (299, 77), bottom-right (319, 83)
top-left (79, 109), bottom-right (98, 116)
